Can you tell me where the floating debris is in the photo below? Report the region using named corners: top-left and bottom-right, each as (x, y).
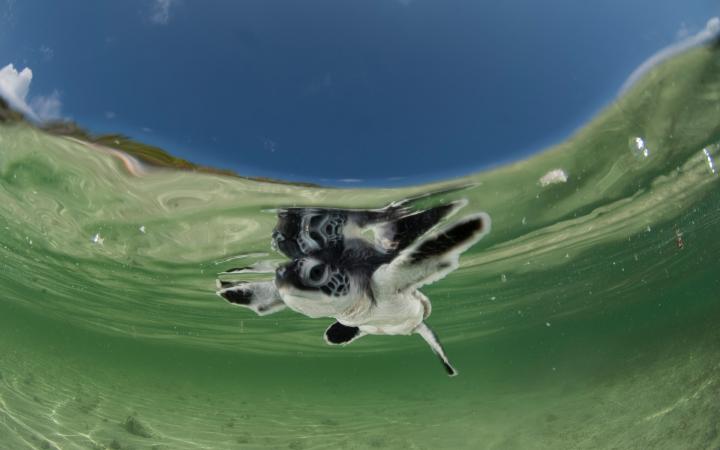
top-left (139, 225), bottom-right (146, 234)
top-left (538, 169), bottom-right (568, 187)
top-left (91, 233), bottom-right (104, 245)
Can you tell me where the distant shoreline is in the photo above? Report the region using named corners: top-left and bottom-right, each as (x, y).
top-left (0, 97), bottom-right (322, 188)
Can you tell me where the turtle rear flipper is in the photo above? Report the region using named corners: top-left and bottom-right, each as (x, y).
top-left (414, 322), bottom-right (457, 377)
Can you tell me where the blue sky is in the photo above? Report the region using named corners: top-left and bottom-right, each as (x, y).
top-left (0, 0), bottom-right (717, 186)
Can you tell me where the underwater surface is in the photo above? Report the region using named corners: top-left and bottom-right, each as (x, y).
top-left (1, 42), bottom-right (720, 449)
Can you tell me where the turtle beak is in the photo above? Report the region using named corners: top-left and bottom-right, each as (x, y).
top-left (275, 263), bottom-right (293, 288)
top-left (271, 230), bottom-right (284, 250)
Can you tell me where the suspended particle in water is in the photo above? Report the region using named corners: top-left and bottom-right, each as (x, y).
top-left (674, 225), bottom-right (685, 250)
top-left (521, 217), bottom-right (527, 225)
top-left (501, 273), bottom-right (507, 283)
top-left (139, 225), bottom-right (146, 234)
top-left (91, 233), bottom-right (104, 245)
top-left (630, 136), bottom-right (650, 158)
top-left (545, 322), bottom-right (551, 327)
top-left (702, 147), bottom-right (717, 175)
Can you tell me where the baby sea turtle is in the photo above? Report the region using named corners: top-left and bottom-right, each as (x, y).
top-left (217, 201), bottom-right (490, 376)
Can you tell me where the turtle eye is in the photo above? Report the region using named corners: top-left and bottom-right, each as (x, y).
top-left (309, 264), bottom-right (325, 282)
top-left (301, 259), bottom-right (329, 287)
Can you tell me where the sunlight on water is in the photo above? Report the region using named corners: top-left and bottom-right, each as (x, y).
top-left (0, 44), bottom-right (719, 449)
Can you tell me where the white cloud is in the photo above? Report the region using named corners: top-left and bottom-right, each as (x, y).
top-left (31, 90), bottom-right (62, 121)
top-left (150, 0), bottom-right (175, 25)
top-left (39, 45), bottom-right (54, 61)
top-left (304, 73), bottom-right (334, 96)
top-left (1, 0), bottom-right (16, 26)
top-left (263, 138), bottom-right (277, 152)
top-left (0, 63), bottom-right (62, 122)
top-left (0, 63), bottom-right (34, 117)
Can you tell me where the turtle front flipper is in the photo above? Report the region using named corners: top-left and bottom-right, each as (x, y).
top-left (216, 281), bottom-right (286, 316)
top-left (377, 213), bottom-right (491, 293)
top-left (324, 321), bottom-right (365, 345)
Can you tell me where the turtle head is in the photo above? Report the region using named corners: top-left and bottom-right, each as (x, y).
top-left (275, 257), bottom-right (351, 299)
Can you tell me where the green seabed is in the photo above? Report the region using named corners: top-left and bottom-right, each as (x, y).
top-left (1, 43), bottom-right (720, 450)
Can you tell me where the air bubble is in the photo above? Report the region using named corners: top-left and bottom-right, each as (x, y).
top-left (630, 136), bottom-right (650, 158)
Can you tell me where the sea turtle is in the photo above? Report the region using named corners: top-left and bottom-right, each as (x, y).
top-left (216, 205), bottom-right (490, 376)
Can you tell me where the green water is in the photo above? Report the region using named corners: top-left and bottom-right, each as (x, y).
top-left (1, 45), bottom-right (720, 450)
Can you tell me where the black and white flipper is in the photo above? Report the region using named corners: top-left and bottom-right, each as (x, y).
top-left (324, 321), bottom-right (366, 346)
top-left (374, 213), bottom-right (491, 294)
top-left (216, 281), bottom-right (286, 316)
top-left (414, 322), bottom-right (457, 377)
